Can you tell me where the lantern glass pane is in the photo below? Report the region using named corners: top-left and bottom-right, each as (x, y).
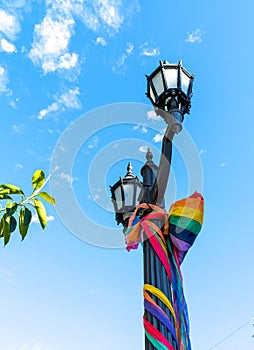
top-left (124, 183), bottom-right (135, 207)
top-left (136, 183), bottom-right (142, 203)
top-left (114, 185), bottom-right (122, 211)
top-left (149, 85), bottom-right (156, 103)
top-left (152, 71), bottom-right (164, 97)
top-left (181, 71), bottom-right (191, 95)
top-left (164, 68), bottom-right (178, 89)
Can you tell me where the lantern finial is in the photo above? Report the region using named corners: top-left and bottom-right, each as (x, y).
top-left (126, 162), bottom-right (134, 177)
top-left (146, 148), bottom-right (153, 161)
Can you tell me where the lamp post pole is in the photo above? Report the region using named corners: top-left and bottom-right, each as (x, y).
top-left (140, 148), bottom-right (177, 350)
top-left (151, 128), bottom-right (174, 206)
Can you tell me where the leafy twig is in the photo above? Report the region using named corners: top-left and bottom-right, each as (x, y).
top-left (0, 170), bottom-right (55, 246)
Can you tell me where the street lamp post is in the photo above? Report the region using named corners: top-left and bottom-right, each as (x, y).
top-left (110, 60), bottom-right (195, 350)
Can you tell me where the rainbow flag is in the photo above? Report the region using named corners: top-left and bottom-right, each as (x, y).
top-left (168, 192), bottom-right (204, 264)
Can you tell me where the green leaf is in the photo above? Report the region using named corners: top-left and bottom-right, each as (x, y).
top-left (37, 191), bottom-right (56, 205)
top-left (0, 194), bottom-right (12, 200)
top-left (1, 214), bottom-right (16, 245)
top-left (10, 216), bottom-right (17, 233)
top-left (32, 170), bottom-right (45, 190)
top-left (0, 189), bottom-right (11, 195)
top-left (19, 207), bottom-right (32, 240)
top-left (6, 201), bottom-right (18, 216)
top-left (0, 218), bottom-right (3, 238)
top-left (2, 214), bottom-right (11, 246)
top-left (33, 199), bottom-right (47, 229)
top-left (0, 184), bottom-right (24, 195)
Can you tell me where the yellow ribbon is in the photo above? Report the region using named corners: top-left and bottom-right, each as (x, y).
top-left (144, 284), bottom-right (176, 325)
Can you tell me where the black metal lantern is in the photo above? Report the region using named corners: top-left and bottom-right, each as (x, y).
top-left (110, 162), bottom-right (143, 227)
top-left (146, 60), bottom-right (194, 133)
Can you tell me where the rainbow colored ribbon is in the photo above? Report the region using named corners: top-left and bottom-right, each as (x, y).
top-left (125, 192), bottom-right (204, 350)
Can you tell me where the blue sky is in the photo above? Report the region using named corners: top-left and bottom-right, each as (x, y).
top-left (0, 0), bottom-right (254, 349)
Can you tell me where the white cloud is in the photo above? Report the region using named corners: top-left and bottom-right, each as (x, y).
top-left (37, 87), bottom-right (81, 119)
top-left (186, 29), bottom-right (203, 43)
top-left (133, 123), bottom-right (148, 133)
top-left (140, 41), bottom-right (160, 57)
top-left (2, 0), bottom-right (31, 11)
top-left (141, 125), bottom-right (148, 133)
top-left (139, 145), bottom-right (148, 153)
top-left (58, 87), bottom-right (81, 108)
top-left (0, 66), bottom-right (12, 95)
top-left (9, 97), bottom-right (20, 108)
top-left (147, 110), bottom-right (160, 121)
top-left (200, 149), bottom-right (207, 155)
top-left (31, 214), bottom-right (55, 225)
top-left (76, 6), bottom-right (99, 32)
top-left (88, 136), bottom-right (99, 149)
top-left (14, 163), bottom-right (23, 170)
top-left (38, 102), bottom-right (59, 120)
top-left (43, 52), bottom-right (78, 73)
top-left (113, 42), bottom-right (134, 73)
top-left (220, 162), bottom-right (226, 167)
top-left (78, 0), bottom-right (139, 34)
top-left (29, 13), bottom-right (78, 74)
top-left (9, 100), bottom-right (17, 108)
top-left (89, 188), bottom-right (102, 201)
top-left (94, 0), bottom-right (123, 31)
top-left (140, 47), bottom-right (160, 57)
top-left (114, 54), bottom-right (126, 69)
top-left (36, 17), bottom-right (73, 55)
top-left (77, 0), bottom-right (124, 32)
top-left (11, 124), bottom-right (23, 134)
top-left (96, 36), bottom-right (107, 46)
top-left (59, 172), bottom-right (76, 185)
top-left (153, 133), bottom-right (164, 143)
top-left (126, 42), bottom-right (134, 54)
top-left (29, 0), bottom-right (130, 75)
top-left (0, 9), bottom-right (20, 40)
top-left (0, 38), bottom-right (17, 53)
